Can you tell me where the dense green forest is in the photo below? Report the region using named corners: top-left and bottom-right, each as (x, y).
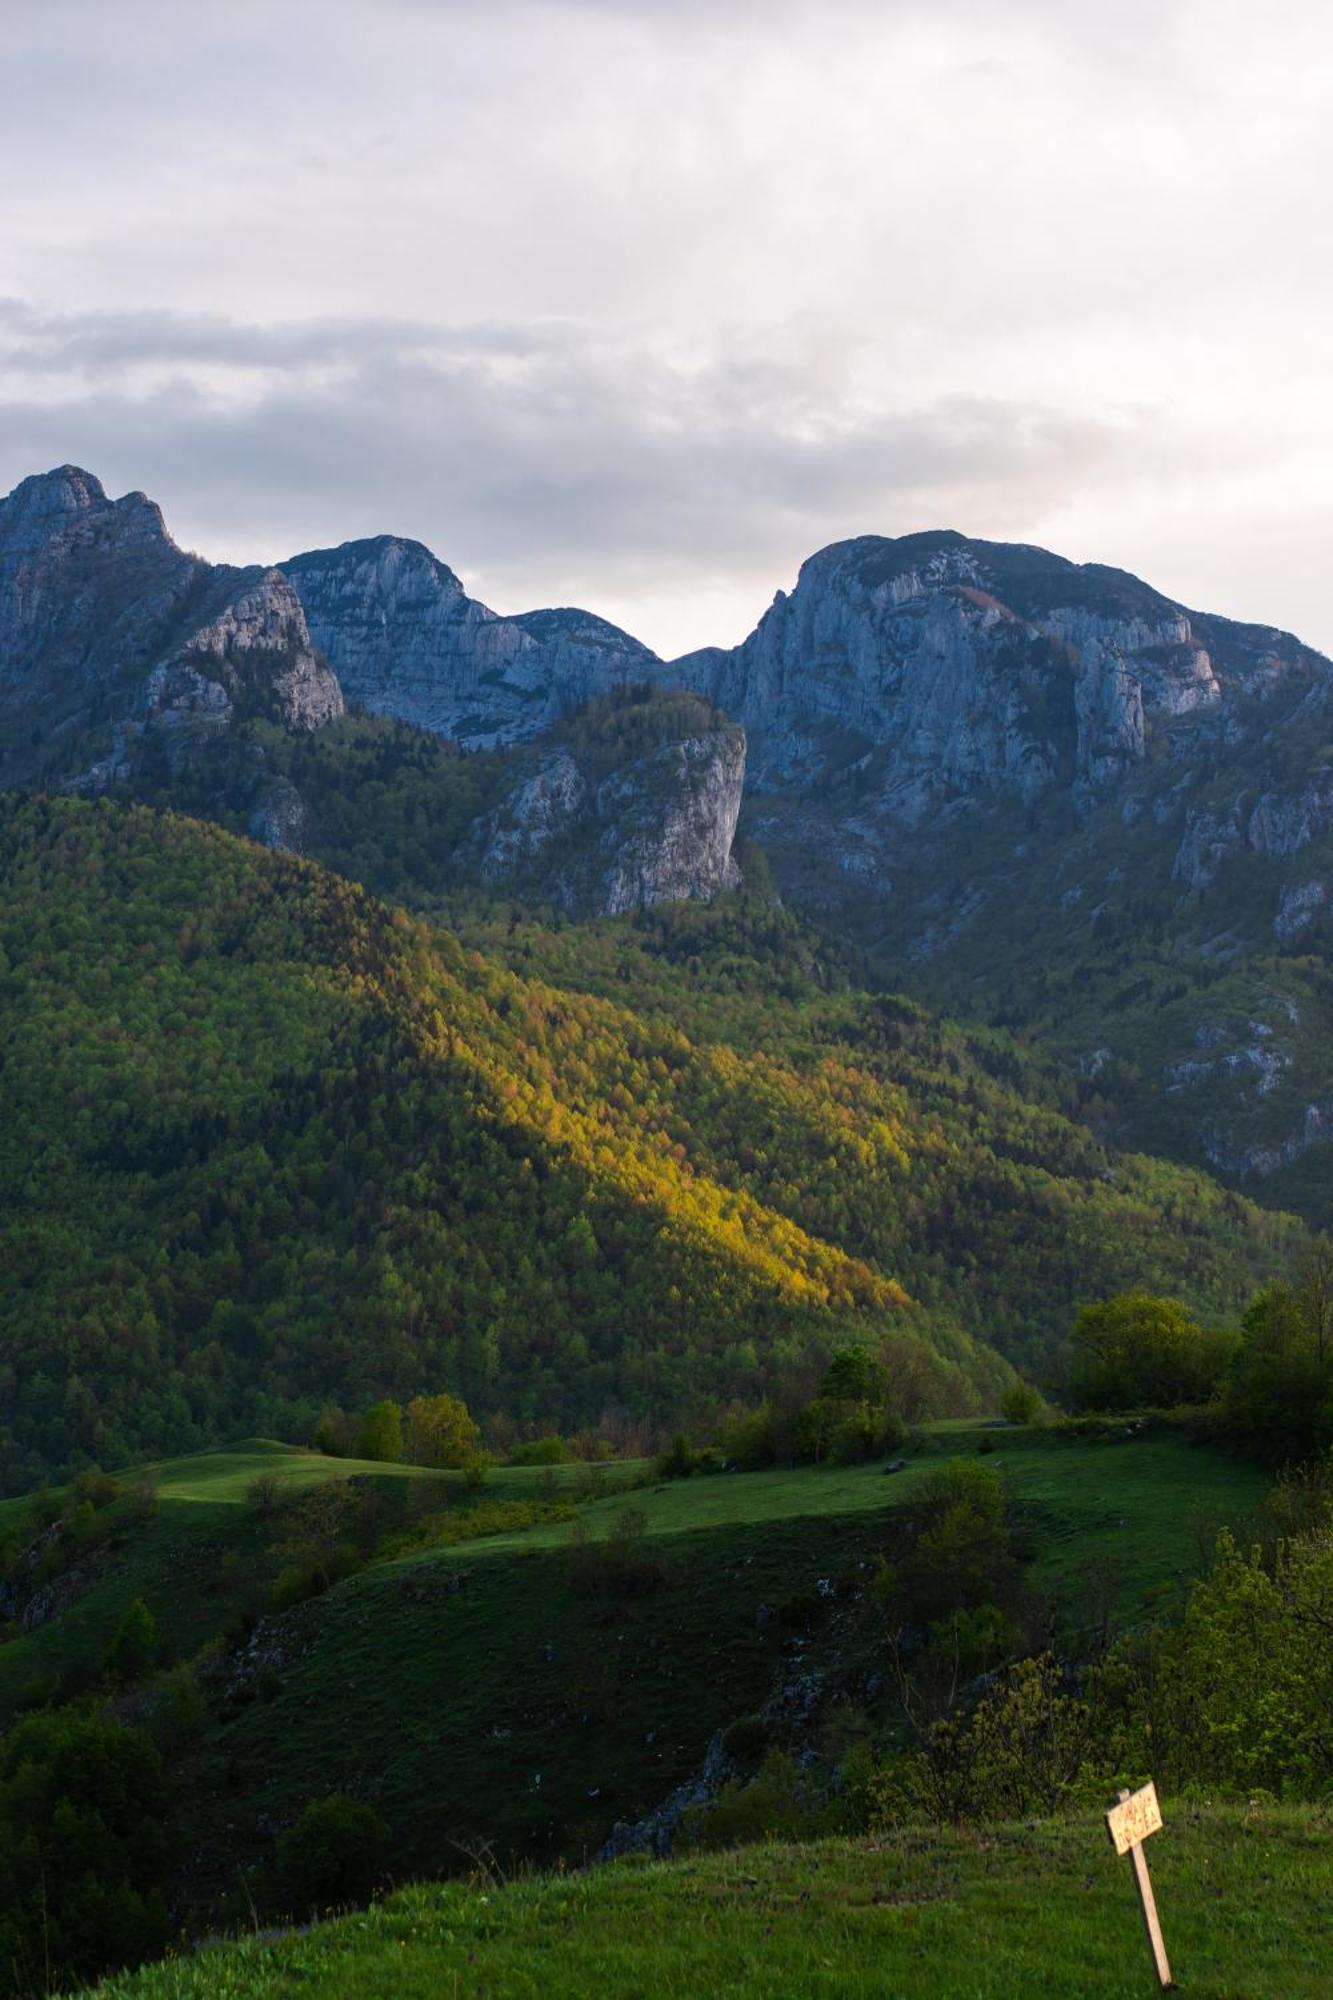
top-left (0, 797), bottom-right (1301, 1488)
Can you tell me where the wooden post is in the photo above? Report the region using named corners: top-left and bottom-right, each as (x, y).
top-left (1106, 1783), bottom-right (1173, 1990)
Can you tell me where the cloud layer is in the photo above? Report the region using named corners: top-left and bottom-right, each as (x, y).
top-left (2, 1), bottom-right (1331, 655)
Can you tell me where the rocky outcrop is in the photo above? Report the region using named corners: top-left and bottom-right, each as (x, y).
top-left (1275, 879), bottom-right (1328, 943)
top-left (0, 466), bottom-right (342, 792)
top-left (596, 729), bottom-right (745, 914)
top-left (1172, 777), bottom-right (1333, 892)
top-left (476, 753), bottom-right (587, 881)
top-left (248, 777), bottom-right (310, 853)
top-left (283, 536), bottom-right (657, 746)
top-left (469, 720), bottom-right (745, 916)
top-left (1202, 1103), bottom-right (1333, 1178)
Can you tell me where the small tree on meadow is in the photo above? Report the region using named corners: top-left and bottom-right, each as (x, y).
top-left (1002, 1379), bottom-right (1043, 1425)
top-left (822, 1346), bottom-right (888, 1405)
top-left (404, 1392), bottom-right (480, 1469)
top-left (275, 1479), bottom-right (356, 1591)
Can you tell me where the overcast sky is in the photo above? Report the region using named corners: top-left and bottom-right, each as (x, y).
top-left (3, 0), bottom-right (1331, 657)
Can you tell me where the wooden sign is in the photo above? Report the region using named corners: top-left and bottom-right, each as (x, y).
top-left (1106, 1783), bottom-right (1172, 1989)
top-left (1106, 1780), bottom-right (1163, 1856)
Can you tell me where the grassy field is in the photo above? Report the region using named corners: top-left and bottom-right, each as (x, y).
top-left (83, 1805), bottom-right (1333, 1999)
top-left (467, 1428), bottom-right (1264, 1629)
top-left (0, 1444), bottom-right (438, 1719)
top-left (3, 1424), bottom-right (1269, 1931)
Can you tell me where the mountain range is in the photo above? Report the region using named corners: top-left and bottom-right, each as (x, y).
top-left (4, 464), bottom-right (1333, 1222)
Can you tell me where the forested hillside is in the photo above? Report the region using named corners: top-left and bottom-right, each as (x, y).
top-left (0, 799), bottom-right (1300, 1488)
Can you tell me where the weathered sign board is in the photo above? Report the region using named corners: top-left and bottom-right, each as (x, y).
top-left (1106, 1780), bottom-right (1164, 1856)
top-left (1106, 1782), bottom-right (1173, 1989)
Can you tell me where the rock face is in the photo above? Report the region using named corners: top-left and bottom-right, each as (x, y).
top-left (0, 467), bottom-right (342, 791)
top-left (283, 536), bottom-right (658, 746)
top-left (658, 532), bottom-right (1318, 812)
top-left (469, 716), bottom-right (745, 917)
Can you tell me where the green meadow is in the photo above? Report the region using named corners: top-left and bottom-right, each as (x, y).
top-left (83, 1806), bottom-right (1333, 1999)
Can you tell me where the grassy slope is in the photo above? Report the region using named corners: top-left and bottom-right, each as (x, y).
top-left (0, 1444), bottom-right (605, 1721)
top-left (3, 1430), bottom-right (1263, 1916)
top-left (84, 1807), bottom-right (1333, 1999)
top-left (475, 1429), bottom-right (1263, 1629)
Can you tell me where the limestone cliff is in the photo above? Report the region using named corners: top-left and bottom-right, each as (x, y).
top-left (466, 699), bottom-right (745, 917)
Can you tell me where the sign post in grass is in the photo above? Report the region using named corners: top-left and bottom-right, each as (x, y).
top-left (1106, 1782), bottom-right (1173, 1989)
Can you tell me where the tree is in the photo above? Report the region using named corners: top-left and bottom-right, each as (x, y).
top-left (0, 1709), bottom-right (170, 1990)
top-left (104, 1597), bottom-right (158, 1683)
top-left (275, 1479), bottom-right (356, 1590)
top-left (355, 1400), bottom-right (403, 1463)
top-left (1002, 1379), bottom-right (1043, 1425)
top-left (403, 1392), bottom-right (480, 1469)
top-left (1224, 1282), bottom-right (1333, 1456)
top-left (1069, 1292), bottom-right (1230, 1410)
top-left (1297, 1237), bottom-right (1333, 1369)
top-left (822, 1346), bottom-right (888, 1405)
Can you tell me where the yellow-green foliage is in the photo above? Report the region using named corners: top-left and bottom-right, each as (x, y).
top-left (0, 797), bottom-right (1301, 1488)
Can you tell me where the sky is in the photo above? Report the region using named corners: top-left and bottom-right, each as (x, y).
top-left (3, 0), bottom-right (1332, 659)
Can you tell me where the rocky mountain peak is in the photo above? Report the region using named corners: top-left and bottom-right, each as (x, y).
top-left (3, 463), bottom-right (107, 528)
top-left (0, 464), bottom-right (177, 561)
top-left (282, 535), bottom-right (659, 747)
top-left (0, 467), bottom-right (341, 788)
top-left (658, 528), bottom-right (1325, 815)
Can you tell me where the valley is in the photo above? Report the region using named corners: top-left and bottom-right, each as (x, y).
top-left (2, 468), bottom-right (1331, 1999)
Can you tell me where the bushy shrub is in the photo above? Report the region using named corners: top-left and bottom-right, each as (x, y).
top-left (657, 1432), bottom-right (697, 1479)
top-left (276, 1793), bottom-right (388, 1911)
top-left (1222, 1282), bottom-right (1333, 1459)
top-left (1070, 1292), bottom-right (1233, 1411)
top-left (875, 1653), bottom-right (1102, 1826)
top-left (1002, 1380), bottom-right (1043, 1425)
top-left (721, 1714), bottom-right (771, 1764)
top-left (71, 1465), bottom-right (121, 1511)
top-left (682, 1750), bottom-right (823, 1850)
top-left (355, 1400), bottom-right (403, 1464)
top-left (889, 1459), bottom-right (1016, 1626)
top-left (147, 1663), bottom-right (207, 1756)
top-left (405, 1392), bottom-right (481, 1469)
top-left (246, 1471), bottom-right (284, 1515)
top-left (509, 1436), bottom-right (568, 1466)
top-left (716, 1407), bottom-right (777, 1470)
top-left (103, 1597), bottom-right (158, 1684)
